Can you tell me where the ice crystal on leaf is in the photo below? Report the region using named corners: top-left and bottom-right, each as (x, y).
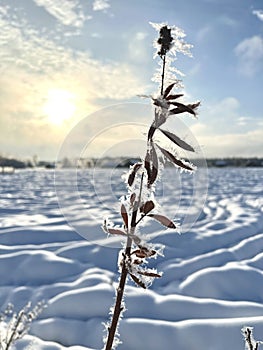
top-left (150, 21), bottom-right (193, 89)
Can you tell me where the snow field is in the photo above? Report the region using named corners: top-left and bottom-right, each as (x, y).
top-left (0, 168), bottom-right (262, 349)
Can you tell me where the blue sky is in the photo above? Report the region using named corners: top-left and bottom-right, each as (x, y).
top-left (0, 0), bottom-right (262, 160)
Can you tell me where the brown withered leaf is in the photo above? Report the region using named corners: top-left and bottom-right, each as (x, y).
top-left (137, 270), bottom-right (162, 278)
top-left (159, 128), bottom-right (194, 152)
top-left (120, 204), bottom-right (128, 228)
top-left (132, 248), bottom-right (156, 258)
top-left (129, 273), bottom-right (146, 289)
top-left (148, 143), bottom-right (158, 186)
top-left (130, 193), bottom-right (136, 206)
top-left (128, 162), bottom-right (142, 187)
top-left (169, 102), bottom-right (196, 116)
top-left (107, 228), bottom-right (127, 236)
top-left (147, 124), bottom-right (156, 141)
top-left (188, 102), bottom-right (201, 111)
top-left (166, 93), bottom-right (184, 101)
top-left (133, 259), bottom-right (144, 265)
top-left (156, 144), bottom-right (194, 171)
top-left (140, 200), bottom-right (155, 214)
top-left (163, 82), bottom-right (176, 98)
top-left (144, 149), bottom-right (151, 182)
top-left (148, 214), bottom-right (176, 229)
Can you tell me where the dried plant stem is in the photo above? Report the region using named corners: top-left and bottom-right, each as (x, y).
top-left (105, 174), bottom-right (144, 350)
top-left (6, 311), bottom-right (24, 350)
top-left (104, 237), bottom-right (131, 350)
top-left (243, 327), bottom-right (260, 350)
top-left (103, 23), bottom-right (200, 350)
top-left (160, 55), bottom-right (166, 95)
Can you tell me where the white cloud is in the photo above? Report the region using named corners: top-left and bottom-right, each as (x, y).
top-left (237, 117), bottom-right (254, 126)
top-left (218, 15), bottom-right (237, 27)
top-left (92, 0), bottom-right (110, 12)
top-left (0, 6), bottom-right (147, 159)
top-left (128, 31), bottom-right (149, 63)
top-left (252, 9), bottom-right (263, 22)
top-left (190, 97), bottom-right (262, 157)
top-left (235, 35), bottom-right (263, 77)
top-left (191, 126), bottom-right (263, 158)
top-left (33, 0), bottom-right (86, 27)
top-left (196, 25), bottom-right (212, 42)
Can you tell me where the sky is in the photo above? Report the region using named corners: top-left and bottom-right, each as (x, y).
top-left (0, 0), bottom-right (262, 160)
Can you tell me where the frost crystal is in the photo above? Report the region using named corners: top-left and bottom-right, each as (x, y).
top-left (150, 21), bottom-right (193, 89)
top-left (0, 301), bottom-right (46, 350)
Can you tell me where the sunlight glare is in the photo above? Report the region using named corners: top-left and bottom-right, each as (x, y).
top-left (43, 89), bottom-right (76, 125)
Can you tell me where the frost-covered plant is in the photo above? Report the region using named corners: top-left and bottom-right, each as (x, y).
top-left (103, 22), bottom-right (200, 350)
top-left (0, 301), bottom-right (46, 350)
top-left (242, 327), bottom-right (262, 350)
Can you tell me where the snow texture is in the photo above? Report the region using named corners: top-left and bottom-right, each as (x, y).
top-left (0, 168), bottom-right (263, 349)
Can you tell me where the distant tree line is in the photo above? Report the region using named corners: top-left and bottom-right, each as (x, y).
top-left (0, 155), bottom-right (262, 170)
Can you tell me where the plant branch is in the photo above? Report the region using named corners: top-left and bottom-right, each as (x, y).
top-left (135, 214), bottom-right (146, 226)
top-left (104, 236), bottom-right (131, 350)
top-left (6, 311), bottom-right (24, 350)
top-left (243, 327), bottom-right (261, 350)
top-left (105, 174), bottom-right (144, 350)
top-left (160, 55), bottom-right (166, 95)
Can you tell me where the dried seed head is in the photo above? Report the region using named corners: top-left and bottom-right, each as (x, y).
top-left (157, 25), bottom-right (173, 57)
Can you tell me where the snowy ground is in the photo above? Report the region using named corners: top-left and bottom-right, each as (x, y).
top-left (0, 167), bottom-right (263, 350)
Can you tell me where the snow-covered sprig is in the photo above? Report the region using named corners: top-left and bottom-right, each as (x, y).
top-left (0, 301), bottom-right (46, 350)
top-left (104, 21), bottom-right (200, 350)
top-left (150, 21), bottom-right (193, 94)
top-left (242, 327), bottom-right (263, 350)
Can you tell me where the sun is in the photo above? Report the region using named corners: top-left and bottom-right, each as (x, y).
top-left (43, 89), bottom-right (76, 125)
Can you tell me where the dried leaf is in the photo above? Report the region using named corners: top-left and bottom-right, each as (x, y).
top-left (148, 214), bottom-right (176, 229)
top-left (130, 193), bottom-right (136, 206)
top-left (148, 124), bottom-right (156, 141)
top-left (133, 248), bottom-right (156, 258)
top-left (133, 250), bottom-right (148, 258)
top-left (163, 82), bottom-right (176, 98)
top-left (188, 101), bottom-right (201, 111)
top-left (145, 143), bottom-right (158, 186)
top-left (148, 143), bottom-right (158, 186)
top-left (129, 273), bottom-right (147, 289)
top-left (140, 200), bottom-right (155, 214)
top-left (133, 259), bottom-right (144, 265)
top-left (159, 128), bottom-right (194, 152)
top-left (128, 162), bottom-right (142, 187)
top-left (166, 93), bottom-right (184, 101)
top-left (120, 204), bottom-right (128, 228)
top-left (169, 102), bottom-right (196, 115)
top-left (156, 144), bottom-right (194, 171)
top-left (107, 228), bottom-right (127, 236)
top-left (144, 149), bottom-right (151, 183)
top-left (137, 270), bottom-right (162, 278)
